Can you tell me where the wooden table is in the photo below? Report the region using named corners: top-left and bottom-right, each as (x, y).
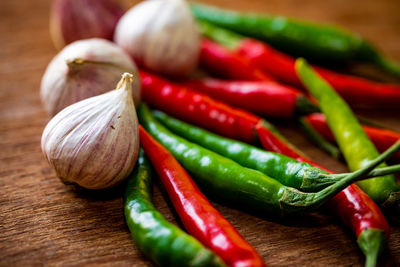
top-left (1, 0), bottom-right (399, 266)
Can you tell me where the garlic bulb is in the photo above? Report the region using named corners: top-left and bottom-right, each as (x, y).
top-left (41, 73), bottom-right (139, 190)
top-left (114, 0), bottom-right (200, 77)
top-left (41, 38), bottom-right (141, 116)
top-left (50, 0), bottom-right (124, 49)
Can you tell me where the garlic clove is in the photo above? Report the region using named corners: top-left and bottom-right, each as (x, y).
top-left (114, 0), bottom-right (200, 77)
top-left (50, 0), bottom-right (124, 50)
top-left (41, 73), bottom-right (139, 190)
top-left (41, 38), bottom-right (141, 116)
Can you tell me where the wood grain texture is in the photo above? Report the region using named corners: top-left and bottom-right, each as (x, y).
top-left (0, 0), bottom-right (399, 266)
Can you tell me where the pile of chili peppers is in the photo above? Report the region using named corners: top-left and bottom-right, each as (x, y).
top-left (122, 3), bottom-right (400, 267)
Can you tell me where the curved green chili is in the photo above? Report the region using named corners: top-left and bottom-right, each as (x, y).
top-left (138, 103), bottom-right (400, 216)
top-left (153, 110), bottom-right (400, 192)
top-left (123, 149), bottom-right (226, 267)
top-left (191, 2), bottom-right (400, 77)
top-left (295, 58), bottom-right (400, 210)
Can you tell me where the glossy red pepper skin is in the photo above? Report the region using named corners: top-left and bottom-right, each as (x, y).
top-left (238, 38), bottom-right (400, 108)
top-left (140, 70), bottom-right (260, 144)
top-left (328, 184), bottom-right (389, 238)
top-left (305, 113), bottom-right (400, 162)
top-left (139, 126), bottom-right (266, 267)
top-left (200, 38), bottom-right (275, 82)
top-left (182, 79), bottom-right (301, 118)
top-left (139, 71), bottom-right (389, 257)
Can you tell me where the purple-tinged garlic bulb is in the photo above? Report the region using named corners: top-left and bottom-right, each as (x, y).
top-left (50, 0), bottom-right (124, 49)
top-left (41, 73), bottom-right (139, 189)
top-left (114, 0), bottom-right (200, 77)
top-left (40, 38), bottom-right (140, 116)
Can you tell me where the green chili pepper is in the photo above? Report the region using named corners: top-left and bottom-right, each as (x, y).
top-left (123, 149), bottom-right (226, 267)
top-left (153, 110), bottom-right (323, 191)
top-left (295, 58), bottom-right (400, 210)
top-left (153, 110), bottom-right (400, 192)
top-left (138, 103), bottom-right (400, 216)
top-left (191, 2), bottom-right (400, 77)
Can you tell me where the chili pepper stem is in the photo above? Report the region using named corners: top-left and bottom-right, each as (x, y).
top-left (328, 165), bottom-right (400, 180)
top-left (281, 140), bottom-right (400, 214)
top-left (295, 95), bottom-right (320, 115)
top-left (299, 170), bottom-right (339, 191)
top-left (302, 164), bottom-right (400, 192)
top-left (298, 117), bottom-right (340, 159)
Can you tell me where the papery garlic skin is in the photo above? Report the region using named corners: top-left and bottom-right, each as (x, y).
top-left (41, 73), bottom-right (139, 190)
top-left (114, 0), bottom-right (200, 77)
top-left (50, 0), bottom-right (124, 49)
top-left (41, 38), bottom-right (141, 116)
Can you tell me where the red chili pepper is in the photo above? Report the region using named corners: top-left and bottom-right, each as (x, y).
top-left (255, 122), bottom-right (389, 263)
top-left (139, 125), bottom-right (266, 267)
top-left (328, 184), bottom-right (390, 238)
top-left (182, 78), bottom-right (311, 118)
top-left (305, 113), bottom-right (400, 162)
top-left (140, 69), bottom-right (260, 143)
top-left (238, 38), bottom-right (400, 108)
top-left (139, 71), bottom-right (389, 261)
top-left (200, 38), bottom-right (275, 82)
